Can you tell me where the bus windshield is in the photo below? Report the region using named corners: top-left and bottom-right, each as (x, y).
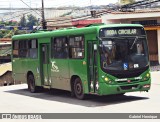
top-left (100, 37), bottom-right (149, 71)
top-left (99, 27), bottom-right (149, 72)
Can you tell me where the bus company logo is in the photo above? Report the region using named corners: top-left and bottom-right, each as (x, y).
top-left (51, 61), bottom-right (59, 72)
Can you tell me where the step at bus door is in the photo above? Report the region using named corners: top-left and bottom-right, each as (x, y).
top-left (88, 41), bottom-right (98, 93)
top-left (41, 44), bottom-right (50, 86)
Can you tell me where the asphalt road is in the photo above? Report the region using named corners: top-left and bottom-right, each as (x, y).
top-left (0, 72), bottom-right (160, 113)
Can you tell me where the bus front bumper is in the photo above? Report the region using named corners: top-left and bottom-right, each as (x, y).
top-left (98, 79), bottom-right (151, 95)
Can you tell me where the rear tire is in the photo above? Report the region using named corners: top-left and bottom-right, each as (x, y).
top-left (73, 78), bottom-right (85, 100)
top-left (27, 74), bottom-right (37, 93)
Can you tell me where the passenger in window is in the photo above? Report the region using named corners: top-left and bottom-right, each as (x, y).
top-left (102, 53), bottom-right (111, 64)
top-left (137, 43), bottom-right (144, 55)
top-left (101, 47), bottom-right (112, 68)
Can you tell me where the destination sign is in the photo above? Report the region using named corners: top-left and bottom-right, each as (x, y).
top-left (106, 29), bottom-right (137, 36)
top-left (100, 27), bottom-right (145, 37)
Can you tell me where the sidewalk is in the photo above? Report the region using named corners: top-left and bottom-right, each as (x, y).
top-left (151, 71), bottom-right (160, 85)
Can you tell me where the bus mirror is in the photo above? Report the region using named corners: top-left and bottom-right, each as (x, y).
top-left (94, 44), bottom-right (97, 50)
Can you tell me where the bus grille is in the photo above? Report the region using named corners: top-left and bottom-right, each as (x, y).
top-left (120, 85), bottom-right (138, 90)
top-left (117, 79), bottom-right (139, 84)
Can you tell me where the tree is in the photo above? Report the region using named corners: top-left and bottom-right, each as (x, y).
top-left (26, 14), bottom-right (38, 27)
top-left (14, 30), bottom-right (27, 35)
top-left (0, 21), bottom-right (18, 26)
top-left (19, 15), bottom-right (27, 27)
top-left (3, 30), bottom-right (14, 38)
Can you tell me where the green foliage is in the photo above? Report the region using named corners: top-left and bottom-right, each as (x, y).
top-left (0, 30), bottom-right (11, 38)
top-left (14, 30), bottom-right (27, 35)
top-left (19, 15), bottom-right (27, 27)
top-left (0, 21), bottom-right (18, 26)
top-left (3, 30), bottom-right (14, 38)
top-left (0, 14), bottom-right (38, 38)
top-left (0, 30), bottom-right (27, 38)
top-left (26, 14), bottom-right (38, 27)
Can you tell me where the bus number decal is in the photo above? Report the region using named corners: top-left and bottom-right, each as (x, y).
top-left (51, 61), bottom-right (59, 72)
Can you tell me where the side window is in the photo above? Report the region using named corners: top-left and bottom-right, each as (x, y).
top-left (13, 39), bottom-right (38, 59)
top-left (19, 41), bottom-right (29, 58)
top-left (52, 37), bottom-right (68, 59)
top-left (29, 39), bottom-right (38, 59)
top-left (13, 40), bottom-right (19, 58)
top-left (69, 36), bottom-right (84, 59)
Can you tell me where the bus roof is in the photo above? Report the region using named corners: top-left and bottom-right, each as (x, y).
top-left (12, 24), bottom-right (143, 40)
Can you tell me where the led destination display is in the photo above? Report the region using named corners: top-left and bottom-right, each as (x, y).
top-left (100, 27), bottom-right (145, 37)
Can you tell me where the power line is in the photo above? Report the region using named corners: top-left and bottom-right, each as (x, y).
top-left (46, 10), bottom-right (111, 27)
top-left (2, 10), bottom-right (33, 22)
top-left (19, 0), bottom-right (41, 17)
top-left (46, 9), bottom-right (110, 23)
top-left (0, 0), bottom-right (91, 21)
top-left (1, 1), bottom-right (111, 25)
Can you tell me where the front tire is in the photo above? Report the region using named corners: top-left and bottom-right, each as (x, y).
top-left (73, 78), bottom-right (85, 100)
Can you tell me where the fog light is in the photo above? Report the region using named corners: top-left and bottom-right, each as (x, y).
top-left (143, 84), bottom-right (150, 88)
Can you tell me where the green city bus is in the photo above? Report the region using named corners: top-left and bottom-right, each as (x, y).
top-left (12, 24), bottom-right (151, 99)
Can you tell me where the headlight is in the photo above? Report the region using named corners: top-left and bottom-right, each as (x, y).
top-left (104, 77), bottom-right (113, 84)
top-left (105, 77), bottom-right (109, 81)
top-left (146, 73), bottom-right (150, 78)
top-left (143, 72), bottom-right (150, 81)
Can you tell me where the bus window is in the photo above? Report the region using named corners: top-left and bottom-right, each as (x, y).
top-left (69, 36), bottom-right (84, 59)
top-left (19, 40), bottom-right (28, 58)
top-left (29, 39), bottom-right (38, 59)
top-left (13, 40), bottom-right (19, 58)
top-left (52, 37), bottom-right (68, 59)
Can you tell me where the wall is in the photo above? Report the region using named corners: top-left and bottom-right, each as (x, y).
top-left (158, 30), bottom-right (160, 64)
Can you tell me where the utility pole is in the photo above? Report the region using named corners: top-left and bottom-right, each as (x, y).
top-left (42, 0), bottom-right (47, 29)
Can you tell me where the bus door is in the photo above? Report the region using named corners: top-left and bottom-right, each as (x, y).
top-left (88, 41), bottom-right (98, 93)
top-left (41, 44), bottom-right (50, 86)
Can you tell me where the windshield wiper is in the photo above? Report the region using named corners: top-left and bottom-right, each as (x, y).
top-left (130, 36), bottom-right (139, 50)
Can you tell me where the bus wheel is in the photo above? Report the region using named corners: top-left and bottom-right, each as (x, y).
top-left (74, 78), bottom-right (85, 100)
top-left (27, 74), bottom-right (37, 93)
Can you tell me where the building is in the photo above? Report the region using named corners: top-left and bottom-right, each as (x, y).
top-left (47, 16), bottom-right (102, 29)
top-left (119, 0), bottom-right (135, 5)
top-left (46, 16), bottom-right (73, 30)
top-left (72, 19), bottom-right (102, 28)
top-left (102, 9), bottom-right (160, 65)
top-left (0, 41), bottom-right (11, 64)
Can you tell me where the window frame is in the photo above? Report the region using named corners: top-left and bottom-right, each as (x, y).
top-left (12, 39), bottom-right (38, 59)
top-left (12, 40), bottom-right (19, 58)
top-left (68, 35), bottom-right (85, 59)
top-left (51, 36), bottom-right (69, 59)
top-left (29, 39), bottom-right (38, 59)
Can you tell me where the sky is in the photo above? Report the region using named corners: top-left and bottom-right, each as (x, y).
top-left (0, 0), bottom-right (119, 8)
